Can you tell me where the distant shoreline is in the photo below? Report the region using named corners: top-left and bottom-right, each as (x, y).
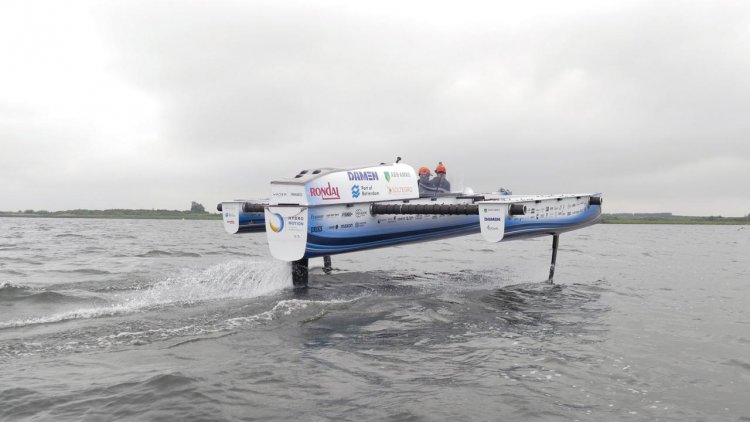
top-left (601, 219), bottom-right (749, 225)
top-left (1, 211), bottom-right (748, 224)
top-left (602, 213), bottom-right (749, 225)
top-left (0, 211), bottom-right (221, 220)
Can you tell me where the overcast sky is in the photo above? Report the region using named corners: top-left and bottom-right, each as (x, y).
top-left (1, 0), bottom-right (749, 216)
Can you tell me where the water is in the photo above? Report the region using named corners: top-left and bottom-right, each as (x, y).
top-left (1, 218), bottom-right (748, 421)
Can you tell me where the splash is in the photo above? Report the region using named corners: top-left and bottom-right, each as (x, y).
top-left (124, 259), bottom-right (290, 306)
top-left (0, 260), bottom-right (291, 329)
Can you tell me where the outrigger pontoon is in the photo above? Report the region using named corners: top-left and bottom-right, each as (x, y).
top-left (218, 159), bottom-right (602, 288)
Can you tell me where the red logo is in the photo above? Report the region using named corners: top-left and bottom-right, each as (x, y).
top-left (309, 182), bottom-right (340, 200)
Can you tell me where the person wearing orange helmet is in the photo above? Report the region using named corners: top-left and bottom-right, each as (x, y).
top-left (431, 161), bottom-right (451, 193)
top-left (417, 166), bottom-right (433, 194)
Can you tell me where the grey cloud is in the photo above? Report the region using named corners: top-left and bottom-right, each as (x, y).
top-left (1, 0), bottom-right (748, 215)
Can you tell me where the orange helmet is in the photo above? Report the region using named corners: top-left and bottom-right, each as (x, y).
top-left (434, 162), bottom-right (446, 174)
top-left (418, 166), bottom-right (430, 175)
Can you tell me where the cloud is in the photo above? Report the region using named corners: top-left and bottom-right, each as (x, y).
top-left (0, 0), bottom-right (748, 215)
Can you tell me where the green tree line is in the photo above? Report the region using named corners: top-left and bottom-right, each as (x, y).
top-left (0, 202), bottom-right (221, 220)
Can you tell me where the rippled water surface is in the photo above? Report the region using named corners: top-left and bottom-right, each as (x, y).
top-left (1, 217), bottom-right (748, 421)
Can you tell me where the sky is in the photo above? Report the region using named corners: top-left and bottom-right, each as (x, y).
top-left (1, 0), bottom-right (749, 216)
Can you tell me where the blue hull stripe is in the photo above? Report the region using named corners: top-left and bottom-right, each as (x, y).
top-left (303, 208), bottom-right (601, 258)
top-left (307, 221), bottom-right (478, 246)
top-left (305, 222), bottom-right (480, 257)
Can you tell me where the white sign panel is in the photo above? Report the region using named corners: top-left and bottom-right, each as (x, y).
top-left (478, 202), bottom-right (509, 242)
top-left (265, 206), bottom-right (309, 261)
top-left (221, 202), bottom-right (243, 234)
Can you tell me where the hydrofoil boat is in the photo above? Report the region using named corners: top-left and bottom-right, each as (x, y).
top-left (218, 159), bottom-right (602, 288)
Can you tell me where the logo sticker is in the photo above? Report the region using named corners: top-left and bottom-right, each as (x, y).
top-left (309, 182), bottom-right (340, 200)
top-left (347, 171), bottom-right (379, 181)
top-left (269, 212), bottom-right (285, 233)
top-left (351, 185), bottom-right (361, 198)
top-left (384, 171), bottom-right (391, 182)
top-left (387, 186), bottom-right (412, 194)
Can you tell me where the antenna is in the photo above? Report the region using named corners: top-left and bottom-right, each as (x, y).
top-left (396, 156), bottom-right (402, 163)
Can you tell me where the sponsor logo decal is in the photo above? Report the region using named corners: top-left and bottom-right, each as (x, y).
top-left (352, 184), bottom-right (380, 198)
top-left (387, 186), bottom-right (413, 194)
top-left (347, 171), bottom-right (379, 181)
top-left (341, 211), bottom-right (353, 217)
top-left (483, 217), bottom-right (502, 222)
top-left (310, 225), bottom-right (323, 233)
top-left (269, 212), bottom-right (285, 233)
top-left (309, 182), bottom-right (340, 200)
top-left (355, 208), bottom-right (368, 218)
top-left (340, 223), bottom-right (353, 229)
top-left (383, 170), bottom-right (410, 182)
top-left (286, 215), bottom-right (305, 229)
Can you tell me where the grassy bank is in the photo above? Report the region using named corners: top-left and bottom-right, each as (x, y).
top-left (602, 214), bottom-right (750, 225)
top-left (0, 210), bottom-right (222, 220)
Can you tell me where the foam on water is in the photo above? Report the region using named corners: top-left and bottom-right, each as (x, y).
top-left (224, 297), bottom-right (362, 327)
top-left (0, 282), bottom-right (28, 291)
top-left (0, 260), bottom-right (291, 329)
top-left (93, 297), bottom-right (364, 349)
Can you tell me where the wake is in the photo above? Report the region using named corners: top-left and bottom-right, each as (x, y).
top-left (0, 260), bottom-right (291, 330)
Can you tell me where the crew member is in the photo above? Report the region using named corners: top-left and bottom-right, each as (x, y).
top-left (417, 166), bottom-right (433, 194)
top-left (431, 162), bottom-right (451, 193)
